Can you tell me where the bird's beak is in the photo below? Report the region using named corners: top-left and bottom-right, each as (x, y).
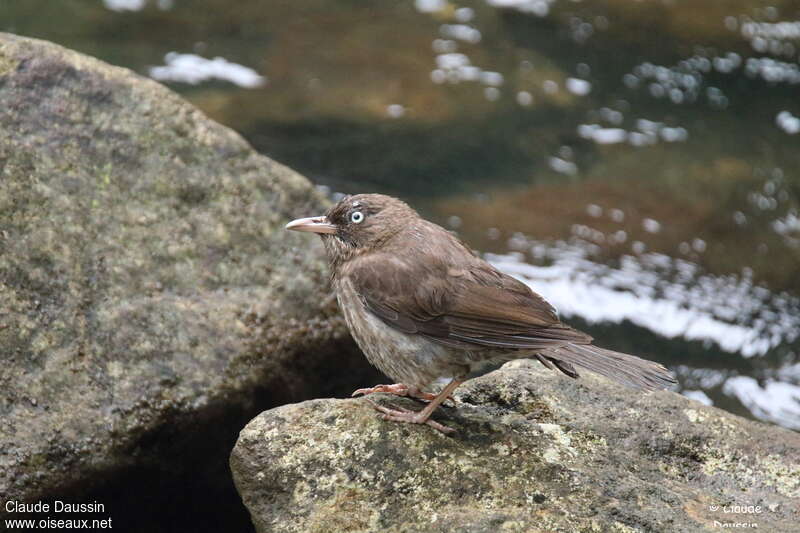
top-left (285, 216), bottom-right (337, 234)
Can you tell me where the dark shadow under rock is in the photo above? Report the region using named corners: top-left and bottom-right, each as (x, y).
top-left (0, 32), bottom-right (386, 531)
top-left (76, 337), bottom-right (384, 533)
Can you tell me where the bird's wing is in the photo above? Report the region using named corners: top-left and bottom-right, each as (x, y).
top-left (343, 251), bottom-right (591, 351)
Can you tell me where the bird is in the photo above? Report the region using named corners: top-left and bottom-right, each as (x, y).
top-left (286, 193), bottom-right (675, 433)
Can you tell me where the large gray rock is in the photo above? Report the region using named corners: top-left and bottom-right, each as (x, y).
top-left (231, 360), bottom-right (800, 533)
top-left (0, 32), bottom-right (357, 505)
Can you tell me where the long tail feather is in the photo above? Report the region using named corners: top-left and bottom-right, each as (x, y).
top-left (542, 344), bottom-right (676, 391)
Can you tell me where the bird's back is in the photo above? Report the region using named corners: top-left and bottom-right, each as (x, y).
top-left (348, 218), bottom-right (674, 391)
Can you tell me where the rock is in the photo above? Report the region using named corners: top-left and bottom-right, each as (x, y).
top-left (231, 360), bottom-right (800, 533)
top-left (0, 32), bottom-right (368, 510)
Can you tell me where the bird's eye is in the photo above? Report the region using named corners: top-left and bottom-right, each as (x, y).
top-left (350, 211), bottom-right (365, 224)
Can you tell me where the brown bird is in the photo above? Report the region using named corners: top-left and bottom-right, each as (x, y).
top-left (287, 194), bottom-right (675, 433)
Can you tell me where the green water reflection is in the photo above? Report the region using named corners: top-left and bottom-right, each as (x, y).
top-left (5, 0), bottom-right (799, 429)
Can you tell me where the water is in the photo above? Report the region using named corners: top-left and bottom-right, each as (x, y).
top-left (5, 0), bottom-right (799, 430)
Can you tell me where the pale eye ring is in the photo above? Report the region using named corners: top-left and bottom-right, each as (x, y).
top-left (350, 211), bottom-right (365, 224)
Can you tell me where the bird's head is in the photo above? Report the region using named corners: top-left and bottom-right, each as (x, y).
top-left (286, 193), bottom-right (416, 266)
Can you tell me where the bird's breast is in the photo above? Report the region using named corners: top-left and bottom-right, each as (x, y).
top-left (333, 276), bottom-right (458, 388)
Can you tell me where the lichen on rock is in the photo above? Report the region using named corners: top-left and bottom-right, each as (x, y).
top-left (0, 32), bottom-right (357, 507)
top-left (231, 360), bottom-right (800, 532)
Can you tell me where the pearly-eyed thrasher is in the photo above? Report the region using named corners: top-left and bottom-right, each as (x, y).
top-left (287, 194), bottom-right (675, 433)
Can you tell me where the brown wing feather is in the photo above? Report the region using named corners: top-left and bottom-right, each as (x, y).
top-left (339, 218), bottom-right (674, 391)
top-left (343, 246), bottom-right (590, 351)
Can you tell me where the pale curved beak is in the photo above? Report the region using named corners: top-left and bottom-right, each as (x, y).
top-left (285, 216), bottom-right (337, 234)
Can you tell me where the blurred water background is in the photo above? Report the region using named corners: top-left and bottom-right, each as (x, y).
top-left (5, 0), bottom-right (799, 431)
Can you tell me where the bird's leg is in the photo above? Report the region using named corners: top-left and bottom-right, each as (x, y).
top-left (351, 383), bottom-right (410, 398)
top-left (407, 385), bottom-right (456, 406)
top-left (364, 378), bottom-right (463, 434)
top-left (352, 383), bottom-right (455, 405)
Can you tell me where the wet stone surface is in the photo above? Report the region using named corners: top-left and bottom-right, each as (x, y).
top-left (232, 361), bottom-right (800, 533)
top-left (0, 33), bottom-right (378, 527)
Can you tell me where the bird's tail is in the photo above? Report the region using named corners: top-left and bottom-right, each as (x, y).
top-left (539, 343), bottom-right (676, 391)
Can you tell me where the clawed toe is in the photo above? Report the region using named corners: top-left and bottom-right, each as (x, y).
top-left (409, 390), bottom-right (437, 402)
top-left (351, 383), bottom-right (409, 398)
top-left (415, 392), bottom-right (456, 407)
top-left (352, 384), bottom-right (457, 408)
top-left (363, 399), bottom-right (455, 434)
top-left (364, 397), bottom-right (411, 412)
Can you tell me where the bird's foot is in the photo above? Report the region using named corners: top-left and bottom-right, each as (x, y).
top-left (351, 383), bottom-right (411, 398)
top-left (351, 383), bottom-right (455, 405)
top-left (364, 399), bottom-right (455, 434)
top-left (410, 386), bottom-right (456, 406)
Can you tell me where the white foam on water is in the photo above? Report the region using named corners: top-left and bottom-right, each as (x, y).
top-left (723, 376), bottom-right (800, 430)
top-left (487, 0), bottom-right (555, 17)
top-left (487, 245), bottom-right (800, 429)
top-left (682, 390), bottom-right (713, 406)
top-left (103, 0), bottom-right (146, 11)
top-left (487, 247), bottom-right (799, 358)
top-left (566, 78), bottom-right (592, 96)
top-left (149, 53), bottom-right (267, 88)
